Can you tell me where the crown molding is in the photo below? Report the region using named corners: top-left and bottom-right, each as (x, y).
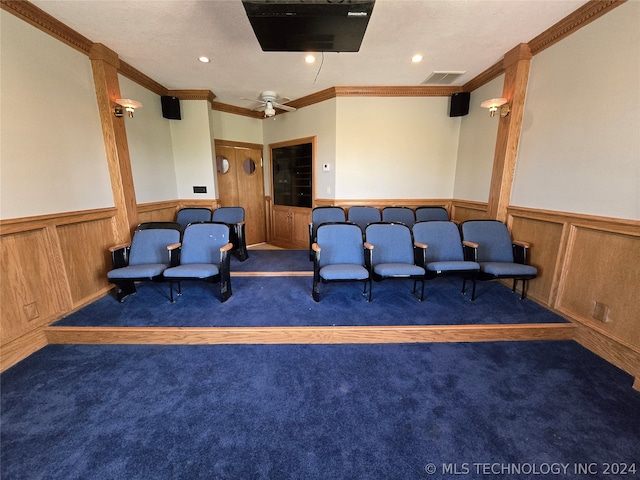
top-left (3, 0), bottom-right (627, 114)
top-left (334, 85), bottom-right (461, 97)
top-left (168, 89), bottom-right (216, 104)
top-left (528, 0), bottom-right (626, 56)
top-left (118, 61), bottom-right (167, 96)
top-left (462, 61), bottom-right (504, 93)
top-left (211, 102), bottom-right (264, 119)
top-left (1, 0), bottom-right (93, 54)
top-left (460, 0), bottom-right (625, 93)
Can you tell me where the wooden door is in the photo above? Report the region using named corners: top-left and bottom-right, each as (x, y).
top-left (216, 144), bottom-right (266, 246)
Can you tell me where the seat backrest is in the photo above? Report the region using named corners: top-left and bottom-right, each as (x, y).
top-left (180, 222), bottom-right (230, 264)
top-left (212, 206), bottom-right (244, 224)
top-left (413, 221), bottom-right (463, 262)
top-left (365, 223), bottom-right (414, 265)
top-left (175, 208), bottom-right (212, 230)
top-left (347, 206), bottom-right (381, 231)
top-left (381, 207), bottom-right (415, 227)
top-left (136, 222), bottom-right (182, 232)
top-left (415, 206), bottom-right (449, 222)
top-left (312, 206), bottom-right (346, 224)
top-left (461, 220), bottom-right (514, 263)
top-left (129, 228), bottom-right (181, 265)
top-left (316, 223), bottom-right (364, 268)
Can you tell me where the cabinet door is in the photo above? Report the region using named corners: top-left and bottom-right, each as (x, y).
top-left (271, 205), bottom-right (292, 247)
top-left (291, 207), bottom-right (312, 249)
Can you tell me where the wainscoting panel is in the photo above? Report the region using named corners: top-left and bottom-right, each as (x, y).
top-left (137, 201), bottom-right (180, 224)
top-left (57, 217), bottom-right (115, 307)
top-left (0, 226), bottom-right (70, 345)
top-left (450, 200), bottom-right (489, 222)
top-left (508, 215), bottom-right (565, 305)
top-left (1, 208), bottom-right (118, 370)
top-left (557, 225), bottom-right (640, 349)
top-left (508, 206), bottom-right (640, 377)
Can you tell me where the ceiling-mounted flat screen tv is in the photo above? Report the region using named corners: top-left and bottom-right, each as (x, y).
top-left (242, 0), bottom-right (375, 52)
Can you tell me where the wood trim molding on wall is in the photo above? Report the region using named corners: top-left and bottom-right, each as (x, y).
top-left (119, 60), bottom-right (167, 97)
top-left (0, 207), bottom-right (117, 235)
top-left (3, 0), bottom-right (626, 114)
top-left (527, 0), bottom-right (626, 56)
top-left (1, 0), bottom-right (93, 54)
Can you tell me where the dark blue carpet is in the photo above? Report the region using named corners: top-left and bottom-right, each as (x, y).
top-left (231, 249), bottom-right (310, 272)
top-left (2, 342), bottom-right (639, 479)
top-left (54, 276), bottom-right (566, 327)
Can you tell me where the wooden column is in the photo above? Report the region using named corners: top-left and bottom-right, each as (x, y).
top-left (89, 43), bottom-right (138, 243)
top-left (487, 43), bottom-right (532, 222)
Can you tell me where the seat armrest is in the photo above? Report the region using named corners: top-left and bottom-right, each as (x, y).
top-left (312, 243), bottom-right (321, 253)
top-left (364, 242), bottom-right (374, 250)
top-left (512, 241), bottom-right (531, 264)
top-left (414, 242), bottom-right (427, 268)
top-left (462, 241), bottom-right (478, 262)
top-left (167, 242), bottom-right (182, 267)
top-left (220, 242), bottom-right (234, 253)
top-left (109, 243), bottom-right (130, 252)
top-left (109, 244), bottom-right (131, 269)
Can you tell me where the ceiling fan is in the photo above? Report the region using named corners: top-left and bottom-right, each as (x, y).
top-left (243, 91), bottom-right (296, 117)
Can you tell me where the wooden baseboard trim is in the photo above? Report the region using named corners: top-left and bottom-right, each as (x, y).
top-left (574, 322), bottom-right (640, 379)
top-left (1, 327), bottom-right (48, 373)
top-left (45, 323), bottom-right (575, 345)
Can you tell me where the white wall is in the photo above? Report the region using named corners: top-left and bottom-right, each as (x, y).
top-left (335, 97), bottom-right (460, 200)
top-left (262, 99), bottom-right (337, 199)
top-left (210, 110), bottom-right (263, 145)
top-left (454, 76), bottom-right (504, 202)
top-left (0, 11), bottom-right (113, 219)
top-left (169, 100), bottom-right (217, 199)
top-left (512, 0), bottom-right (640, 220)
top-left (118, 76), bottom-right (178, 204)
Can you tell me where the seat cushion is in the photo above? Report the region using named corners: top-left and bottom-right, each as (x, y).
top-left (107, 264), bottom-right (168, 279)
top-left (480, 262), bottom-right (537, 277)
top-left (320, 264), bottom-right (369, 281)
top-left (427, 261), bottom-right (479, 273)
top-left (374, 263), bottom-right (425, 277)
top-left (163, 264), bottom-right (220, 279)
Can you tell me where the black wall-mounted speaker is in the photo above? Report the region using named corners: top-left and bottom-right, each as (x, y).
top-left (161, 96), bottom-right (181, 120)
top-left (449, 92), bottom-right (470, 117)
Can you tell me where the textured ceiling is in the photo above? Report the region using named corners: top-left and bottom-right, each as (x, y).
top-left (30, 0), bottom-right (589, 108)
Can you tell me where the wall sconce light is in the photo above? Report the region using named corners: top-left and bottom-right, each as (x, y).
top-left (114, 99), bottom-right (142, 118)
top-left (481, 98), bottom-right (510, 118)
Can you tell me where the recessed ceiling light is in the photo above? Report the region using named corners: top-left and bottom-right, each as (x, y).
top-left (412, 54), bottom-right (423, 63)
top-left (305, 55), bottom-right (316, 64)
top-left (198, 56), bottom-right (210, 63)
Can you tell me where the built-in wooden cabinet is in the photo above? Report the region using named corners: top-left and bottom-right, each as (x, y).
top-left (271, 205), bottom-right (311, 249)
top-left (269, 137), bottom-right (314, 249)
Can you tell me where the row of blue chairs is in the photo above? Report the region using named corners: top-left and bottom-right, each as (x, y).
top-left (309, 205), bottom-right (448, 260)
top-left (107, 222), bottom-right (233, 303)
top-left (176, 207), bottom-right (248, 261)
top-left (312, 220), bottom-right (538, 302)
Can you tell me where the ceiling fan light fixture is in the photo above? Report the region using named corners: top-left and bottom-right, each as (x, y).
top-left (264, 101), bottom-right (276, 117)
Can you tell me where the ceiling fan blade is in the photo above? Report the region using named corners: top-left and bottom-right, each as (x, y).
top-left (272, 102), bottom-right (296, 112)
